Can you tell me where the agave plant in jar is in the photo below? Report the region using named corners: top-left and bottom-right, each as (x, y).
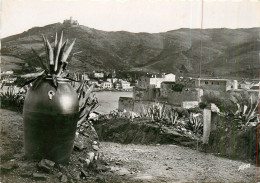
top-left (23, 32), bottom-right (79, 164)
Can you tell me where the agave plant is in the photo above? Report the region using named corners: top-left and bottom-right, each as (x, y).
top-left (231, 92), bottom-right (259, 125)
top-left (0, 85), bottom-right (28, 111)
top-left (75, 81), bottom-right (99, 125)
top-left (26, 32), bottom-right (76, 88)
top-left (146, 103), bottom-right (167, 122)
top-left (166, 108), bottom-right (179, 125)
top-left (186, 113), bottom-right (203, 134)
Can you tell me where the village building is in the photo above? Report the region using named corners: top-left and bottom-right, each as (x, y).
top-left (160, 81), bottom-right (176, 98)
top-left (194, 78), bottom-right (236, 92)
top-left (89, 79), bottom-right (99, 87)
top-left (81, 73), bottom-right (89, 81)
top-left (3, 71), bottom-right (14, 75)
top-left (134, 73), bottom-right (176, 101)
top-left (136, 73), bottom-right (176, 89)
top-left (114, 82), bottom-right (121, 90)
top-left (101, 81), bottom-right (112, 89)
top-left (164, 73), bottom-right (176, 81)
top-left (107, 78), bottom-right (118, 83)
top-left (239, 81), bottom-right (252, 90)
top-left (93, 72), bottom-right (104, 79)
top-left (249, 82), bottom-right (259, 90)
top-left (119, 74), bottom-right (258, 113)
top-left (121, 81), bottom-right (131, 90)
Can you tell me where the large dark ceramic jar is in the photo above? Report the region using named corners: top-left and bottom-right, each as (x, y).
top-left (23, 77), bottom-right (79, 164)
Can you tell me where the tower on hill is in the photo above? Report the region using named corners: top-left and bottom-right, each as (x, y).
top-left (63, 17), bottom-right (79, 26)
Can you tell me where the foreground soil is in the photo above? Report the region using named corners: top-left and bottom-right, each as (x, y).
top-left (101, 142), bottom-right (257, 182)
top-left (0, 109), bottom-right (259, 182)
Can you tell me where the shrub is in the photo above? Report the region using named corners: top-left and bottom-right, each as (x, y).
top-left (201, 90), bottom-right (259, 125)
top-left (165, 108), bottom-right (179, 125)
top-left (199, 102), bottom-right (207, 109)
top-left (146, 103), bottom-right (167, 122)
top-left (186, 113), bottom-right (203, 135)
top-left (0, 86), bottom-right (27, 112)
top-left (172, 83), bottom-right (184, 92)
top-left (73, 81), bottom-right (99, 125)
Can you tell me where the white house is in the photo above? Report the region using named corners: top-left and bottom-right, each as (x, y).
top-left (121, 81), bottom-right (131, 89)
top-left (137, 73), bottom-right (176, 89)
top-left (81, 73), bottom-right (89, 81)
top-left (107, 78), bottom-right (118, 83)
top-left (89, 80), bottom-right (99, 87)
top-left (165, 73), bottom-right (176, 82)
top-left (101, 81), bottom-right (112, 89)
top-left (94, 72), bottom-right (104, 79)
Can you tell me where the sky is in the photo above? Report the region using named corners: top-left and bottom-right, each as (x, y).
top-left (1, 0), bottom-right (260, 38)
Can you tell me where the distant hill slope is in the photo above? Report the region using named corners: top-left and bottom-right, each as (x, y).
top-left (1, 23), bottom-right (260, 78)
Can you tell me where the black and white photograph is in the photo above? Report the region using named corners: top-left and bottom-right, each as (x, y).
top-left (0, 0), bottom-right (260, 182)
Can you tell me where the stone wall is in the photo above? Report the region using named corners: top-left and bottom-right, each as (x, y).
top-left (167, 90), bottom-right (199, 106)
top-left (182, 101), bottom-right (199, 109)
top-left (202, 111), bottom-right (259, 162)
top-left (133, 87), bottom-right (158, 101)
top-left (118, 97), bottom-right (134, 112)
top-left (133, 100), bottom-right (156, 114)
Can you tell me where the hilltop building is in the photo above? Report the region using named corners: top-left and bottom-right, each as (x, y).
top-left (63, 17), bottom-right (79, 26)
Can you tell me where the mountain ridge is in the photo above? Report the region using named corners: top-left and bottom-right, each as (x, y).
top-left (1, 23), bottom-right (260, 78)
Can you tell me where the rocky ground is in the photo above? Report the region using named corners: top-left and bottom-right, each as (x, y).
top-left (101, 142), bottom-right (257, 182)
top-left (0, 109), bottom-right (259, 182)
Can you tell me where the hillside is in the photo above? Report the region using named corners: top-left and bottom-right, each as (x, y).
top-left (1, 23), bottom-right (260, 78)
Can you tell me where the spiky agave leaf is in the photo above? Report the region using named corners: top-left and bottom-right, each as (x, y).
top-left (61, 39), bottom-right (76, 63)
top-left (77, 80), bottom-right (86, 94)
top-left (84, 84), bottom-right (94, 100)
top-left (54, 32), bottom-right (63, 71)
top-left (59, 40), bottom-right (68, 62)
top-left (31, 48), bottom-right (49, 72)
top-left (54, 32), bottom-right (58, 47)
top-left (32, 74), bottom-right (47, 90)
top-left (46, 38), bottom-right (54, 66)
top-left (51, 75), bottom-right (58, 88)
top-left (57, 40), bottom-right (68, 75)
top-left (26, 33), bottom-right (77, 89)
top-left (42, 35), bottom-right (50, 72)
top-left (78, 84), bottom-right (94, 109)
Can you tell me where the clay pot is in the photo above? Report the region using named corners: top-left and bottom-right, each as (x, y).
top-left (23, 77), bottom-right (79, 164)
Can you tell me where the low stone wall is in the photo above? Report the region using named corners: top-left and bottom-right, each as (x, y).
top-left (202, 112), bottom-right (259, 162)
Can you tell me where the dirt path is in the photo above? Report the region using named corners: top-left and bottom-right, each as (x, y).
top-left (0, 109), bottom-right (258, 183)
top-left (100, 142), bottom-right (257, 182)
